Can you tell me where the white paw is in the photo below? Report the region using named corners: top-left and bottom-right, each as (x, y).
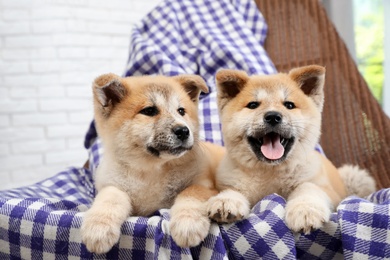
top-left (285, 199), bottom-right (331, 234)
top-left (81, 214), bottom-right (121, 254)
top-left (207, 189), bottom-right (250, 224)
top-left (170, 211), bottom-right (210, 248)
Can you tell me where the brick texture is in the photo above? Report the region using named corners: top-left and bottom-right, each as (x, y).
top-left (0, 0), bottom-right (160, 190)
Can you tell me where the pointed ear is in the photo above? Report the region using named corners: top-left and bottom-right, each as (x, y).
top-left (93, 73), bottom-right (127, 115)
top-left (173, 75), bottom-right (209, 103)
top-left (289, 65), bottom-right (326, 111)
top-left (215, 69), bottom-right (249, 110)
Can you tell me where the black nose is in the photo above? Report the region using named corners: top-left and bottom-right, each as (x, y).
top-left (173, 126), bottom-right (190, 141)
top-left (264, 111), bottom-right (282, 126)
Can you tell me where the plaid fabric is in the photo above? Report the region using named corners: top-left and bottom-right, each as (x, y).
top-left (220, 195), bottom-right (296, 259)
top-left (1, 0), bottom-right (387, 259)
top-left (1, 163), bottom-right (389, 259)
top-left (337, 191), bottom-right (390, 259)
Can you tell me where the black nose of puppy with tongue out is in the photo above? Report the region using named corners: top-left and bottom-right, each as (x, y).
top-left (264, 111), bottom-right (282, 126)
top-left (262, 111), bottom-right (284, 160)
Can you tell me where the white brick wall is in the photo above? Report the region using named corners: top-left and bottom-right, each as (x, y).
top-left (0, 0), bottom-right (160, 190)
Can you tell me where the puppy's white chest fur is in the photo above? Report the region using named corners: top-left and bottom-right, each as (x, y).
top-left (216, 154), bottom-right (320, 206)
top-left (95, 158), bottom-right (197, 216)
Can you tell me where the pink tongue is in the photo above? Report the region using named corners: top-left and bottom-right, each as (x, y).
top-left (261, 134), bottom-right (285, 160)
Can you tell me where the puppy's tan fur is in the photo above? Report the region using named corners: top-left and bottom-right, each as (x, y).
top-left (208, 65), bottom-right (376, 233)
top-left (81, 74), bottom-right (225, 253)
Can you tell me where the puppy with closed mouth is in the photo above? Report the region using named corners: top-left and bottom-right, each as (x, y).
top-left (207, 65), bottom-right (376, 233)
top-left (81, 73), bottom-right (225, 254)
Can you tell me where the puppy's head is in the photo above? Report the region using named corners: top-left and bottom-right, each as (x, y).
top-left (216, 65), bottom-right (325, 166)
top-left (93, 73), bottom-right (208, 163)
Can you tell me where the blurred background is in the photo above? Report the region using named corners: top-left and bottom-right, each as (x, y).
top-left (323, 0), bottom-right (389, 109)
top-left (0, 0), bottom-right (388, 190)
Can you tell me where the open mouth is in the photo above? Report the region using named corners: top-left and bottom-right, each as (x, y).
top-left (247, 132), bottom-right (295, 163)
top-left (147, 145), bottom-right (192, 157)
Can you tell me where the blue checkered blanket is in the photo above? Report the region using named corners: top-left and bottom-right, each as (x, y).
top-left (1, 0), bottom-right (389, 259)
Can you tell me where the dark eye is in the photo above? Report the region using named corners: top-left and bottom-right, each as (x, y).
top-left (284, 101), bottom-right (295, 110)
top-left (246, 101), bottom-right (260, 109)
top-left (178, 107), bottom-right (185, 116)
top-left (139, 106), bottom-right (159, 116)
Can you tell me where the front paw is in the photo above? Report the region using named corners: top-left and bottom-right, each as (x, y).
top-left (285, 199), bottom-right (331, 234)
top-left (170, 212), bottom-right (210, 248)
top-left (207, 189), bottom-right (250, 224)
top-left (81, 214), bottom-right (121, 254)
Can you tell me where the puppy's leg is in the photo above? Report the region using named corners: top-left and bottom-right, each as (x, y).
top-left (81, 186), bottom-right (131, 254)
top-left (285, 182), bottom-right (332, 234)
top-left (207, 189), bottom-right (250, 224)
top-left (170, 185), bottom-right (217, 248)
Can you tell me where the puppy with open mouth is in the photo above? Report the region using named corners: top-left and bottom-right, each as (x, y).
top-left (81, 73), bottom-right (225, 253)
top-left (207, 65), bottom-right (376, 234)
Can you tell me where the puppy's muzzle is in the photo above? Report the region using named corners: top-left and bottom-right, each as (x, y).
top-left (146, 125), bottom-right (193, 157)
top-left (264, 111), bottom-right (282, 126)
top-left (173, 126), bottom-right (190, 141)
top-left (246, 111), bottom-right (295, 164)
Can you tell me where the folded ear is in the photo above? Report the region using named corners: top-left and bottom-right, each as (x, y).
top-left (93, 73), bottom-right (127, 115)
top-left (173, 75), bottom-right (209, 103)
top-left (288, 65), bottom-right (326, 111)
top-left (215, 69), bottom-right (249, 110)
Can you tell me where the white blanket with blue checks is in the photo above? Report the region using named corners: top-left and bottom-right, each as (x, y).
top-left (1, 0), bottom-right (389, 259)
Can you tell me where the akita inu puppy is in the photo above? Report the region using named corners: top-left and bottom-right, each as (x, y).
top-left (81, 73), bottom-right (225, 253)
top-left (207, 65), bottom-right (376, 233)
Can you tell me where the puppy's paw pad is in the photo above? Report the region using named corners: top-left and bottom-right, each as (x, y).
top-left (170, 214), bottom-right (210, 248)
top-left (285, 201), bottom-right (331, 234)
top-left (207, 190), bottom-right (250, 224)
top-left (81, 219), bottom-right (121, 254)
